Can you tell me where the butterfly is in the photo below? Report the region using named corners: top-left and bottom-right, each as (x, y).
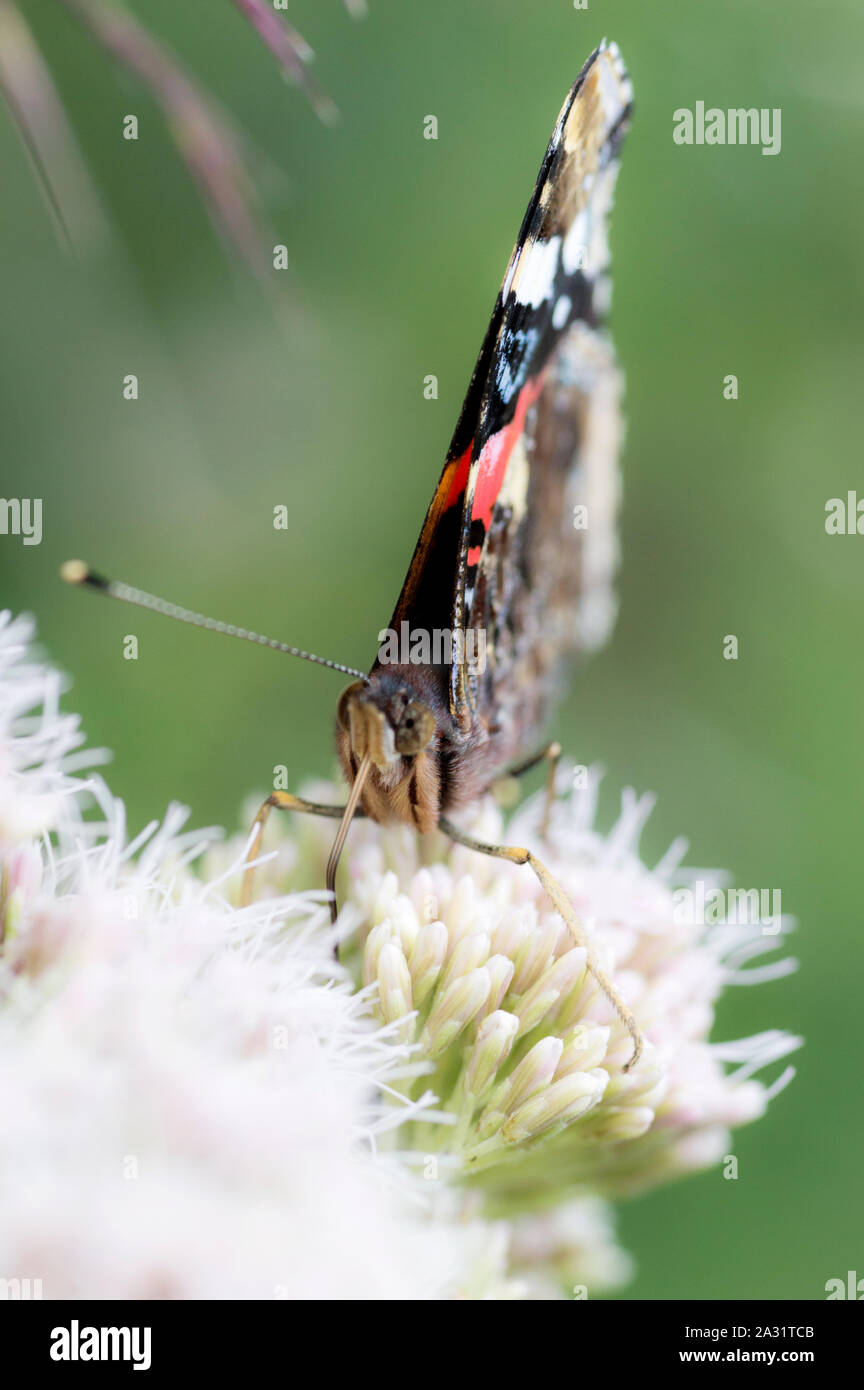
top-left (61, 40), bottom-right (641, 1065)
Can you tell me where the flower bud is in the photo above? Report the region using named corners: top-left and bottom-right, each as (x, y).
top-left (515, 948), bottom-right (587, 1035)
top-left (503, 1068), bottom-right (607, 1143)
top-left (509, 917), bottom-right (560, 995)
top-left (363, 920), bottom-right (393, 987)
top-left (377, 941), bottom-right (413, 1024)
top-left (556, 1023), bottom-right (611, 1075)
top-left (422, 968), bottom-right (491, 1058)
top-left (582, 1104), bottom-right (654, 1143)
top-left (479, 954), bottom-right (515, 1017)
top-left (505, 1036), bottom-right (565, 1112)
top-left (408, 919), bottom-right (448, 1008)
top-left (438, 931), bottom-right (490, 994)
top-left (465, 1010), bottom-right (519, 1099)
top-left (480, 1037), bottom-right (563, 1138)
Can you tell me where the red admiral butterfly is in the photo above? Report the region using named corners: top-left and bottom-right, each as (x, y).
top-left (62, 40), bottom-right (641, 1065)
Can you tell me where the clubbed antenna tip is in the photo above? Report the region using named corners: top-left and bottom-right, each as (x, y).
top-left (60, 559), bottom-right (107, 590)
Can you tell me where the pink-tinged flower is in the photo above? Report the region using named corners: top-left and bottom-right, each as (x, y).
top-left (0, 612), bottom-right (96, 855)
top-left (0, 612), bottom-right (802, 1298)
top-left (233, 769), bottom-right (800, 1212)
top-left (0, 610), bottom-right (517, 1299)
top-left (509, 1197), bottom-right (634, 1298)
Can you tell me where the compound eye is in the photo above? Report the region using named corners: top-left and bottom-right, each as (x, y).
top-left (394, 699), bottom-right (435, 756)
top-left (337, 681), bottom-right (365, 731)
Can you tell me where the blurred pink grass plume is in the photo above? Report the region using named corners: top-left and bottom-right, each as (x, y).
top-left (0, 0), bottom-right (358, 271)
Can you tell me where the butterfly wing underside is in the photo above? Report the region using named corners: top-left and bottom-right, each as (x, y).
top-left (381, 40), bottom-right (632, 769)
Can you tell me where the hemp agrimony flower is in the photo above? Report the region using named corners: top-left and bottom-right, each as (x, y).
top-left (0, 611), bottom-right (801, 1298)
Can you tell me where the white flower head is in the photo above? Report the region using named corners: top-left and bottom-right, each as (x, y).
top-left (0, 611), bottom-right (508, 1299)
top-left (0, 612), bottom-right (94, 849)
top-left (0, 610), bottom-right (801, 1298)
top-left (235, 767), bottom-right (801, 1210)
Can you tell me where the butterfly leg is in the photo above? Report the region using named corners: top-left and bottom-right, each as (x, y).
top-left (503, 740), bottom-right (562, 836)
top-left (241, 791), bottom-right (348, 908)
top-left (439, 814), bottom-right (643, 1071)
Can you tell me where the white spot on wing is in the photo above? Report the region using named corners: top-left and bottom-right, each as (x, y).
top-left (552, 294), bottom-right (571, 329)
top-left (513, 234), bottom-right (561, 307)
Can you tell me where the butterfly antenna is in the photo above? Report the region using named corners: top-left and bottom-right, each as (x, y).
top-left (60, 561), bottom-right (370, 683)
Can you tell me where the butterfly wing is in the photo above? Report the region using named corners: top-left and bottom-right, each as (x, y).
top-left (380, 39), bottom-right (632, 769)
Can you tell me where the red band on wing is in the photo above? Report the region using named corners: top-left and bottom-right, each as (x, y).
top-left (444, 445), bottom-right (472, 512)
top-left (444, 375), bottom-right (544, 531)
top-left (471, 376), bottom-right (545, 531)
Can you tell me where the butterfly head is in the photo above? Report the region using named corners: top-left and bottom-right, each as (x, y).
top-left (327, 671), bottom-right (441, 909)
top-left (337, 674), bottom-right (436, 770)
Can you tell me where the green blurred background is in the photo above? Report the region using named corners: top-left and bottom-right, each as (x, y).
top-left (2, 0), bottom-right (862, 1299)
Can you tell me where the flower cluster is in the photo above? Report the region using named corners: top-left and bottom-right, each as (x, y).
top-left (216, 775), bottom-right (800, 1214)
top-left (0, 612), bottom-right (515, 1299)
top-left (0, 609), bottom-right (801, 1298)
